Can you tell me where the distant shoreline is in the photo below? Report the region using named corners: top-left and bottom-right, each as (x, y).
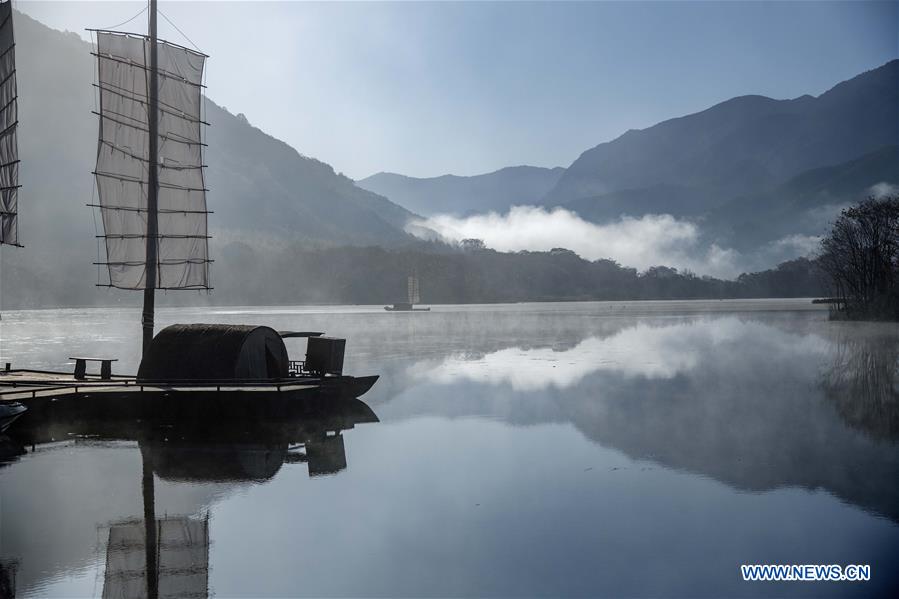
top-left (0, 297), bottom-right (834, 314)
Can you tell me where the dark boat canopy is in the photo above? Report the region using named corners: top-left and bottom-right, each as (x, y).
top-left (137, 324), bottom-right (289, 381)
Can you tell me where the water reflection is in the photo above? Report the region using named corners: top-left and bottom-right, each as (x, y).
top-left (392, 317), bottom-right (899, 523)
top-left (2, 305), bottom-right (899, 597)
top-left (101, 514), bottom-right (209, 599)
top-left (410, 319), bottom-right (826, 390)
top-left (0, 435), bottom-right (25, 466)
top-left (821, 327), bottom-right (899, 442)
top-left (141, 429), bottom-right (354, 482)
top-left (0, 560), bottom-right (16, 599)
top-left (2, 397), bottom-right (378, 598)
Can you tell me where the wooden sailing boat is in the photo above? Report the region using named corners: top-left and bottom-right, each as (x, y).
top-left (385, 273), bottom-right (430, 311)
top-left (88, 1), bottom-right (377, 386)
top-left (0, 1), bottom-right (377, 413)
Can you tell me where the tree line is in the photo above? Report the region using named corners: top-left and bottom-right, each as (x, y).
top-left (819, 196), bottom-right (899, 320)
top-left (11, 216), bottom-right (875, 310)
top-left (207, 244), bottom-right (826, 307)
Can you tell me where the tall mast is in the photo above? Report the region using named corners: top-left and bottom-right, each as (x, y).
top-left (142, 0), bottom-right (159, 357)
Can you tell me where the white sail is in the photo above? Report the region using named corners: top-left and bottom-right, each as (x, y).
top-left (102, 516), bottom-right (209, 599)
top-left (407, 275), bottom-right (420, 304)
top-left (94, 31), bottom-right (210, 289)
top-left (0, 0), bottom-right (19, 247)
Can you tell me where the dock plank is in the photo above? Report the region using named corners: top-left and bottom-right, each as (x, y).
top-left (0, 369), bottom-right (318, 402)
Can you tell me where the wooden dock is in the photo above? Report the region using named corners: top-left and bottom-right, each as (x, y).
top-left (1, 367), bottom-right (378, 436)
top-left (0, 369), bottom-right (319, 402)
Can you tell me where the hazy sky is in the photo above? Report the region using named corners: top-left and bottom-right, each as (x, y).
top-left (20, 1), bottom-right (899, 179)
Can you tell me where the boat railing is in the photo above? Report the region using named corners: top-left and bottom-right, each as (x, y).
top-left (288, 360), bottom-right (306, 375)
top-left (1, 377), bottom-right (318, 387)
top-left (0, 373), bottom-right (335, 400)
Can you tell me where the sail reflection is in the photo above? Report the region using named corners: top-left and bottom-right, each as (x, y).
top-left (102, 515), bottom-right (209, 599)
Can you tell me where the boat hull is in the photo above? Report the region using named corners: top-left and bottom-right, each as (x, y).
top-left (8, 395), bottom-right (380, 450)
top-left (1, 371), bottom-right (378, 434)
top-left (10, 381), bottom-right (376, 431)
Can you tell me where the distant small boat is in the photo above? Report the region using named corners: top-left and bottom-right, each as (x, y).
top-left (385, 275), bottom-right (430, 311)
top-left (0, 402), bottom-right (26, 432)
top-left (385, 302), bottom-right (430, 312)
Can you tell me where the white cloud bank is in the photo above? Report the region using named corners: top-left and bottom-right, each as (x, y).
top-left (407, 206), bottom-right (742, 278)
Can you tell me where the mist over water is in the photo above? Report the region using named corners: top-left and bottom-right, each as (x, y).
top-left (2, 300), bottom-right (898, 597)
top-left (407, 207), bottom-right (825, 278)
top-left (0, 1), bottom-right (894, 596)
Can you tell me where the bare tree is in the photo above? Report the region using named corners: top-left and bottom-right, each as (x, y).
top-left (819, 196), bottom-right (899, 320)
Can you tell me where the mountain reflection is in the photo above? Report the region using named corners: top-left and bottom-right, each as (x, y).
top-left (394, 317), bottom-right (899, 522)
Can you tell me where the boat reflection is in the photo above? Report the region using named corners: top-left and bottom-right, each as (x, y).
top-left (0, 560), bottom-right (16, 599)
top-left (143, 427), bottom-right (355, 482)
top-left (3, 396), bottom-right (378, 598)
top-left (0, 434), bottom-right (25, 467)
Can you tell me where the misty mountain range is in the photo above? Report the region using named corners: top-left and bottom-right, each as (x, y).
top-left (550, 61), bottom-right (898, 203)
top-left (357, 166), bottom-right (565, 217)
top-left (1, 11), bottom-right (896, 307)
top-left (362, 60), bottom-right (897, 253)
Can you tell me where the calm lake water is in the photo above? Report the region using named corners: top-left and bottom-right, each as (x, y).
top-left (1, 299), bottom-right (898, 597)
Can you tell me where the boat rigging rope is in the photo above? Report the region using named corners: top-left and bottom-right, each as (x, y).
top-left (158, 9), bottom-right (204, 54)
top-left (98, 4), bottom-right (149, 31)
